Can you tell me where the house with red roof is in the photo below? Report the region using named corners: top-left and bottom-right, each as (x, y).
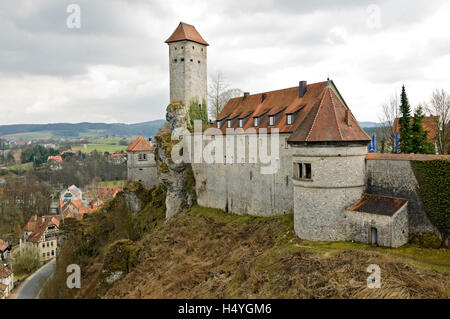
top-left (0, 264), bottom-right (13, 298)
top-left (21, 215), bottom-right (60, 263)
top-left (126, 136), bottom-right (158, 187)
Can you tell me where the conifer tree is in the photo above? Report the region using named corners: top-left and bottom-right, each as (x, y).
top-left (411, 105), bottom-right (435, 154)
top-left (399, 85), bottom-right (412, 153)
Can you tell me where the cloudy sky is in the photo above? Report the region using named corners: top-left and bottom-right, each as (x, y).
top-left (0, 0), bottom-right (449, 125)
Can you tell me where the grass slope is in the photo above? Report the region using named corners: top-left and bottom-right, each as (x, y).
top-left (103, 205), bottom-right (449, 299)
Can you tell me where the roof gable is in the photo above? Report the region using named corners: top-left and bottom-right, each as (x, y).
top-left (165, 22), bottom-right (209, 46)
top-left (126, 136), bottom-right (155, 152)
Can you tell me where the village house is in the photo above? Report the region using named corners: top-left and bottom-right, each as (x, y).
top-left (0, 264), bottom-right (13, 298)
top-left (0, 239), bottom-right (11, 261)
top-left (21, 215), bottom-right (60, 263)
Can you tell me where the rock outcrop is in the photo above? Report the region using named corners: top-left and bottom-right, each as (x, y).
top-left (154, 102), bottom-right (196, 219)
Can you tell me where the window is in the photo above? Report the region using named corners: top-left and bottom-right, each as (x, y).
top-left (227, 120), bottom-right (232, 128)
top-left (47, 242), bottom-right (49, 247)
top-left (253, 117), bottom-right (258, 127)
top-left (217, 120), bottom-right (222, 129)
top-left (51, 241), bottom-right (54, 246)
top-left (42, 243), bottom-right (45, 248)
top-left (181, 46), bottom-right (184, 49)
top-left (173, 58), bottom-right (177, 62)
top-left (198, 60), bottom-right (201, 64)
top-left (285, 137), bottom-right (289, 149)
top-left (201, 48), bottom-right (203, 51)
top-left (269, 116), bottom-right (274, 126)
top-left (192, 46), bottom-right (195, 49)
top-left (239, 119), bottom-right (243, 128)
top-left (51, 250), bottom-right (54, 256)
top-left (294, 162), bottom-right (312, 180)
top-left (47, 252), bottom-right (50, 257)
top-left (174, 47), bottom-right (177, 50)
top-left (286, 114), bottom-right (293, 125)
top-left (190, 59), bottom-right (193, 62)
top-left (180, 58), bottom-right (184, 61)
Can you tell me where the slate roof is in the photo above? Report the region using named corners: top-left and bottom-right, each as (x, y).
top-left (348, 194), bottom-right (408, 217)
top-left (126, 136), bottom-right (155, 152)
top-left (214, 80), bottom-right (370, 144)
top-left (165, 22), bottom-right (209, 46)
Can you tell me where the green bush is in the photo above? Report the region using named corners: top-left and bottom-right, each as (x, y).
top-left (12, 245), bottom-right (41, 275)
top-left (411, 159), bottom-right (450, 236)
top-left (411, 233), bottom-right (442, 249)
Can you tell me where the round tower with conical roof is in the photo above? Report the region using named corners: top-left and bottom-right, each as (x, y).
top-left (287, 80), bottom-right (371, 241)
top-left (165, 22), bottom-right (208, 110)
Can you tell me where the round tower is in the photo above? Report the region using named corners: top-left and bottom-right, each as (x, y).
top-left (165, 22), bottom-right (208, 110)
top-left (287, 81), bottom-right (371, 241)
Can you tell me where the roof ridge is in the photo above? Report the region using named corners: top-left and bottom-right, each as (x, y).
top-left (329, 89), bottom-right (344, 140)
top-left (305, 87), bottom-right (328, 141)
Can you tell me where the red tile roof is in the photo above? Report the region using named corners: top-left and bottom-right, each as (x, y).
top-left (165, 22), bottom-right (209, 46)
top-left (366, 153), bottom-right (450, 161)
top-left (214, 80), bottom-right (370, 144)
top-left (0, 239), bottom-right (9, 252)
top-left (0, 283), bottom-right (7, 291)
top-left (22, 215), bottom-right (59, 243)
top-left (392, 116), bottom-right (439, 142)
top-left (47, 155), bottom-right (63, 162)
top-left (0, 264), bottom-right (12, 279)
top-left (126, 136), bottom-right (155, 152)
top-left (348, 194), bottom-right (408, 217)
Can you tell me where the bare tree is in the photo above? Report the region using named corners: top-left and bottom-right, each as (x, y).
top-left (377, 94), bottom-right (399, 153)
top-left (208, 72), bottom-right (242, 120)
top-left (425, 89), bottom-right (450, 154)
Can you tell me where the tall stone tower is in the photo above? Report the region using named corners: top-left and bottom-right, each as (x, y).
top-left (165, 22), bottom-right (208, 110)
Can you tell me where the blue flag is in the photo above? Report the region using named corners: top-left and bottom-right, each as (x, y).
top-left (368, 133), bottom-right (376, 153)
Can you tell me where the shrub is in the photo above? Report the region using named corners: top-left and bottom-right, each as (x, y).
top-left (411, 233), bottom-right (442, 249)
top-left (12, 245), bottom-right (41, 275)
top-left (411, 159), bottom-right (450, 237)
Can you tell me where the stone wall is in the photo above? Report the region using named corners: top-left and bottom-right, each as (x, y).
top-left (127, 151), bottom-right (158, 188)
top-left (191, 133), bottom-right (293, 216)
top-left (344, 203), bottom-right (409, 248)
top-left (365, 159), bottom-right (438, 236)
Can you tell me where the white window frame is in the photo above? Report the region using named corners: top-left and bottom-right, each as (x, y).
top-left (239, 119), bottom-right (243, 128)
top-left (269, 116), bottom-right (274, 126)
top-left (253, 117), bottom-right (258, 127)
top-left (287, 114), bottom-right (293, 125)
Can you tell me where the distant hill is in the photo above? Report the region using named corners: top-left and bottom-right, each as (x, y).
top-left (358, 121), bottom-right (381, 128)
top-left (0, 120), bottom-right (166, 140)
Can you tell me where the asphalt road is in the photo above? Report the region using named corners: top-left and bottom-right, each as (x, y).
top-left (14, 259), bottom-right (56, 299)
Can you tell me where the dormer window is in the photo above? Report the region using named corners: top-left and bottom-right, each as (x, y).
top-left (269, 116), bottom-right (275, 126)
top-left (239, 119), bottom-right (243, 128)
top-left (253, 117), bottom-right (258, 127)
top-left (227, 120), bottom-right (232, 128)
top-left (287, 114), bottom-right (293, 125)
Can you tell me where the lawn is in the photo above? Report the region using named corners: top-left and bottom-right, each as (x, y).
top-left (72, 144), bottom-right (127, 154)
top-left (6, 162), bottom-right (33, 171)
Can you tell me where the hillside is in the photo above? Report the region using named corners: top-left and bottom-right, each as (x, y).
top-left (0, 120), bottom-right (166, 140)
top-left (41, 183), bottom-right (450, 299)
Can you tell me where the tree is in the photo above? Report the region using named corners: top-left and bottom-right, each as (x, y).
top-left (411, 105), bottom-right (435, 154)
top-left (12, 245), bottom-right (40, 275)
top-left (426, 89), bottom-right (450, 154)
top-left (377, 94), bottom-right (399, 153)
top-left (399, 85), bottom-right (412, 153)
top-left (208, 72), bottom-right (242, 120)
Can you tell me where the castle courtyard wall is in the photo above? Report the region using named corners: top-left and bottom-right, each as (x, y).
top-left (365, 158), bottom-right (438, 236)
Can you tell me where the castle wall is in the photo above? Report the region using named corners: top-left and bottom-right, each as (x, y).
top-left (169, 41), bottom-right (207, 108)
top-left (127, 151), bottom-right (158, 188)
top-left (365, 159), bottom-right (438, 236)
top-left (191, 133), bottom-right (293, 216)
top-left (291, 145), bottom-right (368, 241)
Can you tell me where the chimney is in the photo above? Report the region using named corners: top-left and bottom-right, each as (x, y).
top-left (243, 92), bottom-right (250, 99)
top-left (261, 93), bottom-right (267, 102)
top-left (345, 110), bottom-right (350, 126)
top-left (299, 81), bottom-right (307, 97)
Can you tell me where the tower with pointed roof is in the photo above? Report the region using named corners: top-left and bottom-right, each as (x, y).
top-left (166, 22), bottom-right (208, 110)
top-left (126, 136), bottom-right (158, 187)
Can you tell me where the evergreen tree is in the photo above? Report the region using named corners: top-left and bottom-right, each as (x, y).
top-left (411, 105), bottom-right (435, 154)
top-left (399, 85), bottom-right (412, 153)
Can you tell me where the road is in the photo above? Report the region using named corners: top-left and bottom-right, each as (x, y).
top-left (14, 259), bottom-right (56, 299)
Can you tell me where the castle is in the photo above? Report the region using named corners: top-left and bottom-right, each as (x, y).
top-left (127, 22), bottom-right (445, 248)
